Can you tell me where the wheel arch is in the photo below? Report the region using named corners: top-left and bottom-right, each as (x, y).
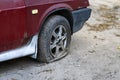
top-left (39, 8), bottom-right (74, 34)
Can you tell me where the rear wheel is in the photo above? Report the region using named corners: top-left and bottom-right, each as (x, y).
top-left (37, 15), bottom-right (71, 63)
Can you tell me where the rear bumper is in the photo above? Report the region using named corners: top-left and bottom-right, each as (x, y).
top-left (72, 8), bottom-right (91, 33)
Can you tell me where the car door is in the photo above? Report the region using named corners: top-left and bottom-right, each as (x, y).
top-left (0, 0), bottom-right (27, 52)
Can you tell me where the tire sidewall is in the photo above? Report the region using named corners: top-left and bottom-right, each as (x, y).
top-left (38, 15), bottom-right (71, 62)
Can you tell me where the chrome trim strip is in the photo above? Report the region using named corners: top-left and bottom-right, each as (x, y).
top-left (0, 34), bottom-right (38, 62)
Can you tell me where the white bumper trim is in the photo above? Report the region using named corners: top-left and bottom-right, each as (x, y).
top-left (0, 34), bottom-right (38, 62)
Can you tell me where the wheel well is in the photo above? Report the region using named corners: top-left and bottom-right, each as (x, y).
top-left (43, 9), bottom-right (73, 33)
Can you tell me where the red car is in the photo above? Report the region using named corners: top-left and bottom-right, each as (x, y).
top-left (0, 0), bottom-right (91, 63)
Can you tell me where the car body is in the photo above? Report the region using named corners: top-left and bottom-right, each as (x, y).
top-left (0, 0), bottom-right (91, 62)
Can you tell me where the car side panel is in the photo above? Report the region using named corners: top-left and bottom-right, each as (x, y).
top-left (0, 0), bottom-right (27, 52)
top-left (24, 0), bottom-right (89, 37)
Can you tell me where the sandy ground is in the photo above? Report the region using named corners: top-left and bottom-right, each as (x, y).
top-left (0, 0), bottom-right (120, 80)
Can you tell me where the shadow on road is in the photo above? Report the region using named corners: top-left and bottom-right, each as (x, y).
top-left (0, 57), bottom-right (45, 74)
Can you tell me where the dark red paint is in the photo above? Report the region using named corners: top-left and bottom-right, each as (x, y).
top-left (0, 0), bottom-right (89, 52)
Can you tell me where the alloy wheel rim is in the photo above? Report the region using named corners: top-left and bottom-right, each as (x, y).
top-left (50, 25), bottom-right (67, 58)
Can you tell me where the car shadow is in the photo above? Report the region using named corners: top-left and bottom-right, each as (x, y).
top-left (0, 57), bottom-right (46, 74)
